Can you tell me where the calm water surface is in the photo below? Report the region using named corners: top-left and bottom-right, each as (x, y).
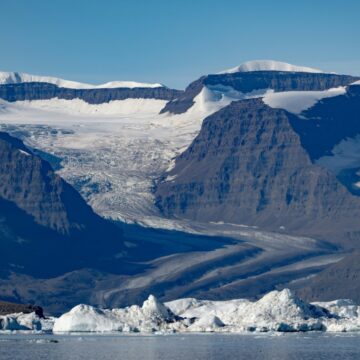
top-left (1, 333), bottom-right (360, 360)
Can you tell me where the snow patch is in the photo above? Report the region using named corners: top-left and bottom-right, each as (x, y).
top-left (219, 60), bottom-right (324, 74)
top-left (165, 174), bottom-right (177, 182)
top-left (316, 135), bottom-right (360, 174)
top-left (262, 87), bottom-right (346, 114)
top-left (18, 149), bottom-right (31, 156)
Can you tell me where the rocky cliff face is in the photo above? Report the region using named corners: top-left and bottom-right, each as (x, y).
top-left (0, 132), bottom-right (130, 277)
top-left (161, 72), bottom-right (359, 114)
top-left (0, 82), bottom-right (182, 104)
top-left (155, 98), bottom-right (360, 247)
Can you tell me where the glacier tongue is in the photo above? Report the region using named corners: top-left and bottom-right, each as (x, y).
top-left (50, 289), bottom-right (360, 334)
top-left (0, 83), bottom-right (258, 226)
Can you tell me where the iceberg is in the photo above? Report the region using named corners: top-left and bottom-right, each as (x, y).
top-left (0, 312), bottom-right (53, 332)
top-left (53, 295), bottom-right (178, 333)
top-left (52, 289), bottom-right (360, 333)
top-left (5, 289), bottom-right (360, 334)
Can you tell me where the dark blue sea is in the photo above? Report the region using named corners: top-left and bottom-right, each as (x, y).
top-left (1, 333), bottom-right (360, 360)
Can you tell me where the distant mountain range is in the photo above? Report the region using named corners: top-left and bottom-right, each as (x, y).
top-left (1, 60), bottom-right (360, 312)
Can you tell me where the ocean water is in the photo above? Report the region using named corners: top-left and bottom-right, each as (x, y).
top-left (1, 333), bottom-right (360, 360)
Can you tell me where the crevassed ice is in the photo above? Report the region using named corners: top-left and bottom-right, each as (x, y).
top-left (0, 84), bottom-right (267, 226)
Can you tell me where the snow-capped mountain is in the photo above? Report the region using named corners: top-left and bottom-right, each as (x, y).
top-left (161, 61), bottom-right (356, 114)
top-left (0, 71), bottom-right (181, 110)
top-left (156, 80), bottom-right (360, 247)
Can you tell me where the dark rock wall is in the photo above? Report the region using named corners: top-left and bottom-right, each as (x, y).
top-left (0, 82), bottom-right (182, 104)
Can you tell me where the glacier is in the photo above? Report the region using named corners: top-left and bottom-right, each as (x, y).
top-left (0, 63), bottom-right (348, 230)
top-left (4, 289), bottom-right (360, 334)
top-left (0, 84), bottom-right (267, 226)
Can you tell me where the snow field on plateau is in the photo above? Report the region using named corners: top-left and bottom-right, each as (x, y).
top-left (219, 60), bottom-right (324, 74)
top-left (0, 71), bottom-right (163, 89)
top-left (262, 87), bottom-right (346, 114)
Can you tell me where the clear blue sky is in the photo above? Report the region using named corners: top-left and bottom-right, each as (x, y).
top-left (1, 0), bottom-right (359, 88)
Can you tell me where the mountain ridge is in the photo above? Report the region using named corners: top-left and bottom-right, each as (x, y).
top-left (0, 71), bottom-right (164, 89)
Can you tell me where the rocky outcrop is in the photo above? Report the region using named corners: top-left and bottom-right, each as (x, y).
top-left (0, 82), bottom-right (182, 104)
top-left (161, 72), bottom-right (359, 114)
top-left (0, 300), bottom-right (43, 317)
top-left (155, 98), bottom-right (360, 247)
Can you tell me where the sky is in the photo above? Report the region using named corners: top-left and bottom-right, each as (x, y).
top-left (1, 0), bottom-right (360, 89)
